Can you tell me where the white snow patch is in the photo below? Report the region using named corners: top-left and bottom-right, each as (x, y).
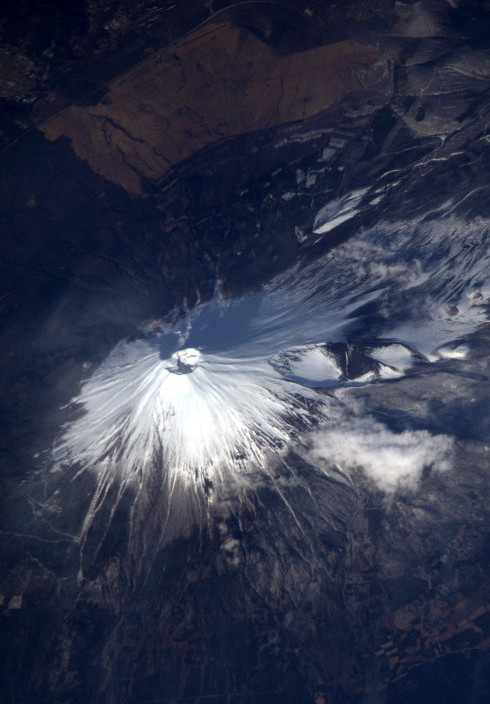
top-left (273, 346), bottom-right (342, 384)
top-left (371, 344), bottom-right (416, 372)
top-left (313, 189), bottom-right (367, 235)
top-left (436, 343), bottom-right (470, 359)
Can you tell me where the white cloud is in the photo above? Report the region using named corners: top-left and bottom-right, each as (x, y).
top-left (307, 415), bottom-right (453, 491)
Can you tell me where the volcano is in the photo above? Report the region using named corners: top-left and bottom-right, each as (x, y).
top-left (2, 2), bottom-right (490, 703)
